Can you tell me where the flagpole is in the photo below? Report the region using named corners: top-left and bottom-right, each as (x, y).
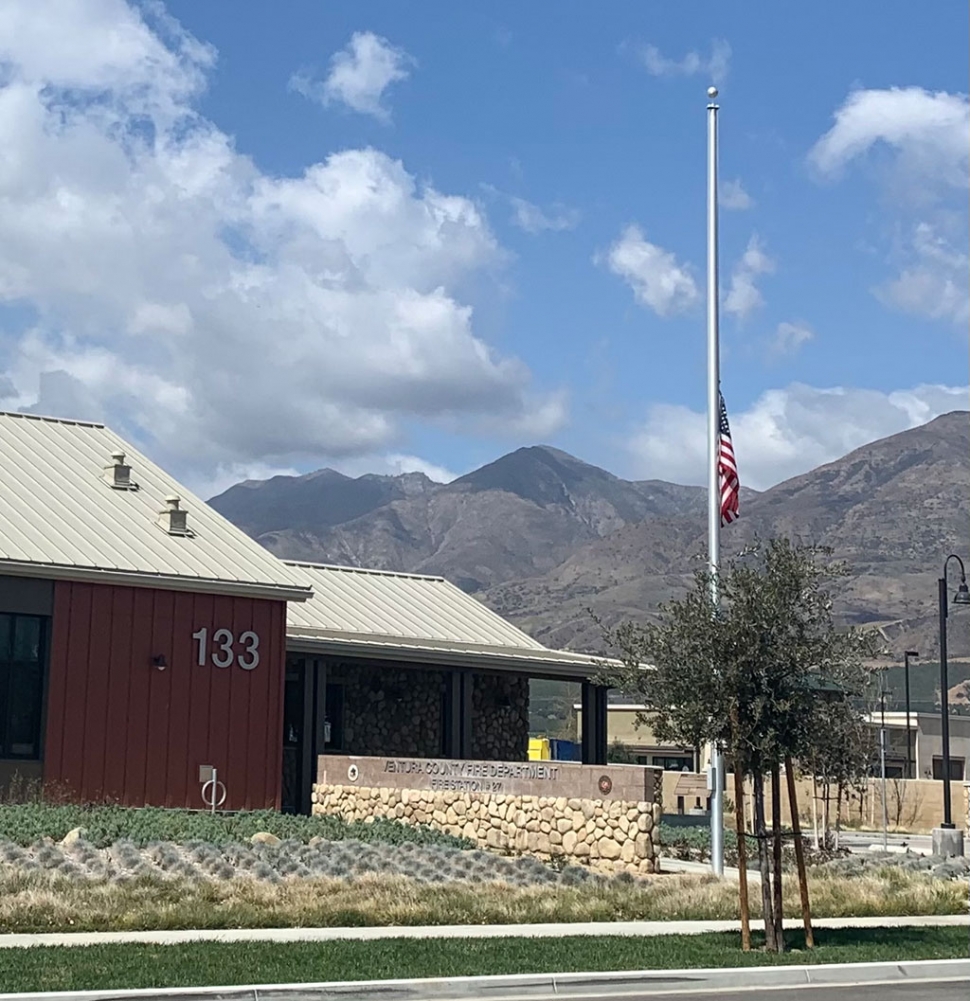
top-left (707, 85), bottom-right (725, 878)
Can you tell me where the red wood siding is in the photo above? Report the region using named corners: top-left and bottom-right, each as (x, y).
top-left (44, 581), bottom-right (286, 810)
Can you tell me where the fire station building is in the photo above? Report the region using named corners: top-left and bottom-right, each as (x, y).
top-left (0, 411), bottom-right (608, 813)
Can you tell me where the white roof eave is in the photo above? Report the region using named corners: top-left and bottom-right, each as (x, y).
top-left (285, 626), bottom-right (618, 678)
top-left (0, 559), bottom-right (313, 602)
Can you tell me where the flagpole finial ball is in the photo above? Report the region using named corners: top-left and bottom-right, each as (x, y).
top-left (707, 86), bottom-right (718, 99)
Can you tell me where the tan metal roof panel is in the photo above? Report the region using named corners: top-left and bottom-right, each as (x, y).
top-left (0, 411), bottom-right (310, 600)
top-left (284, 561), bottom-right (549, 651)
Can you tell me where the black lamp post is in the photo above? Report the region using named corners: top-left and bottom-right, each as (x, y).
top-left (904, 650), bottom-right (918, 779)
top-left (938, 555), bottom-right (970, 828)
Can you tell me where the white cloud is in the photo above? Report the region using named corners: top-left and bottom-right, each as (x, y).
top-left (809, 86), bottom-right (969, 326)
top-left (809, 87), bottom-right (969, 190)
top-left (724, 235), bottom-right (775, 320)
top-left (290, 30), bottom-right (414, 122)
top-left (770, 321), bottom-right (814, 356)
top-left (196, 452), bottom-right (458, 501)
top-left (602, 225), bottom-right (698, 316)
top-left (509, 196), bottom-right (580, 234)
top-left (721, 178), bottom-right (753, 210)
top-left (637, 39), bottom-right (731, 86)
top-left (383, 454), bottom-right (459, 483)
top-left (0, 1), bottom-right (563, 483)
top-left (195, 461), bottom-right (302, 504)
top-left (626, 382), bottom-right (968, 490)
top-left (876, 222), bottom-right (969, 324)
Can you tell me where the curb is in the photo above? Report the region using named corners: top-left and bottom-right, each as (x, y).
top-left (1, 958), bottom-right (969, 1001)
top-left (0, 914), bottom-right (966, 949)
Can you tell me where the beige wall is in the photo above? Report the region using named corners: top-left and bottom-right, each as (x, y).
top-left (576, 707), bottom-right (696, 767)
top-left (737, 775), bottom-right (965, 835)
top-left (910, 714), bottom-right (970, 780)
top-left (659, 768), bottom-right (967, 834)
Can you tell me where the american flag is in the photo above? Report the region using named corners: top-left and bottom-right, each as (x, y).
top-left (718, 392), bottom-right (740, 526)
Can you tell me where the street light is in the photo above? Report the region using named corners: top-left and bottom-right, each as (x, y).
top-left (904, 651), bottom-right (918, 779)
top-left (937, 555), bottom-right (970, 829)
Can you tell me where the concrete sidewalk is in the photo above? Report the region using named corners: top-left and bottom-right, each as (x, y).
top-left (0, 914), bottom-right (965, 949)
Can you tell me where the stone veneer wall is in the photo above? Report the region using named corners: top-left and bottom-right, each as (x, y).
top-left (327, 663), bottom-right (530, 761)
top-left (313, 785), bottom-right (661, 875)
top-left (471, 674), bottom-right (530, 761)
top-left (332, 664), bottom-right (447, 759)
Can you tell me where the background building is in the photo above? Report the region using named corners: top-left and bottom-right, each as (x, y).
top-left (864, 710), bottom-right (970, 780)
top-left (574, 702), bottom-right (698, 772)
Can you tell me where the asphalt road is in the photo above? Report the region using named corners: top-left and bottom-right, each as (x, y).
top-left (838, 831), bottom-right (933, 853)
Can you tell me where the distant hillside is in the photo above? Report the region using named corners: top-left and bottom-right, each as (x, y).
top-left (212, 411), bottom-right (970, 664)
top-left (483, 411), bottom-right (970, 660)
top-left (211, 444), bottom-right (708, 593)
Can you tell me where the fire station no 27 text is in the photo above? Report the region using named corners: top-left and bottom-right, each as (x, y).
top-left (191, 627), bottom-right (260, 670)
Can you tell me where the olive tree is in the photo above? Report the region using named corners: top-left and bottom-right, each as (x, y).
top-left (600, 538), bottom-right (876, 952)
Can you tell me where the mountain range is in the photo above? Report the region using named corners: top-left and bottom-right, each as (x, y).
top-left (210, 411), bottom-right (970, 665)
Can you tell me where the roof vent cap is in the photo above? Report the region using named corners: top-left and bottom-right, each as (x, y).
top-left (103, 450), bottom-right (138, 491)
top-left (158, 494), bottom-right (193, 536)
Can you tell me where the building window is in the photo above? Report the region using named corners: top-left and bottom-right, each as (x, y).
top-left (0, 613), bottom-right (47, 760)
top-left (652, 755), bottom-right (694, 772)
top-left (931, 756), bottom-right (965, 781)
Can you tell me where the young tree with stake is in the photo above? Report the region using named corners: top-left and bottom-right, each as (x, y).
top-left (601, 538), bottom-right (877, 953)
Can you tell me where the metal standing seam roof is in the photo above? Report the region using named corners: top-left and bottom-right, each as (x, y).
top-left (0, 411), bottom-right (311, 601)
top-left (284, 561), bottom-right (611, 676)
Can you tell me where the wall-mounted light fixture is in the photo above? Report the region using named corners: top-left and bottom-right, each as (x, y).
top-left (151, 654), bottom-right (168, 670)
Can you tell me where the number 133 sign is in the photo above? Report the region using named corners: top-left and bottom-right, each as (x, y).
top-left (192, 627), bottom-right (260, 670)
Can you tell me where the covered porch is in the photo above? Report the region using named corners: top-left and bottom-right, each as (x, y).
top-left (280, 561), bottom-right (611, 814)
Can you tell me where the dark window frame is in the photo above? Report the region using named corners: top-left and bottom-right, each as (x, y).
top-left (931, 756), bottom-right (965, 781)
top-left (0, 612), bottom-right (49, 761)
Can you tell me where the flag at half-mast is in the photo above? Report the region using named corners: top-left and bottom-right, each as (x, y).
top-left (718, 392), bottom-right (740, 526)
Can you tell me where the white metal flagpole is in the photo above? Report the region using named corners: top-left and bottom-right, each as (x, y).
top-left (707, 85), bottom-right (725, 877)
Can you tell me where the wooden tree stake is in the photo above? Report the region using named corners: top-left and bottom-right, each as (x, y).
top-left (770, 763), bottom-right (785, 953)
top-left (785, 755), bottom-right (815, 948)
top-left (733, 753), bottom-right (752, 951)
top-left (753, 769), bottom-right (777, 952)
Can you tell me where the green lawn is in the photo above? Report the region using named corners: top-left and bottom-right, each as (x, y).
top-left (2, 927), bottom-right (968, 994)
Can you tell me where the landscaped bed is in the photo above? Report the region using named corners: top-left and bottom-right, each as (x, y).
top-left (0, 858), bottom-right (962, 933)
top-left (0, 803), bottom-right (964, 934)
top-left (0, 802), bottom-right (471, 849)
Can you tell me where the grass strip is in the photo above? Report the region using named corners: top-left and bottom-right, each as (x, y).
top-left (1, 927), bottom-right (968, 993)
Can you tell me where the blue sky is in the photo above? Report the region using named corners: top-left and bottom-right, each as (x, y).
top-left (0, 1), bottom-right (966, 496)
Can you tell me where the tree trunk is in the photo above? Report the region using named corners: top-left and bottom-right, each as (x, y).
top-left (785, 755), bottom-right (814, 949)
top-left (752, 769), bottom-right (777, 952)
top-left (834, 782), bottom-right (844, 852)
top-left (733, 754), bottom-right (752, 951)
top-left (770, 763), bottom-right (785, 953)
top-left (811, 775), bottom-right (820, 851)
top-left (822, 773), bottom-right (831, 847)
